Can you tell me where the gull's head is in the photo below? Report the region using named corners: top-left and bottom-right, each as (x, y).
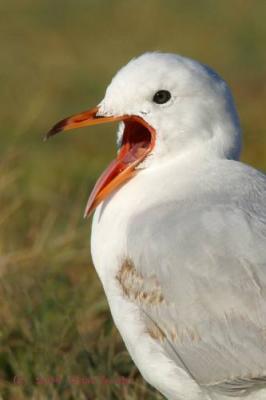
top-left (46, 52), bottom-right (241, 216)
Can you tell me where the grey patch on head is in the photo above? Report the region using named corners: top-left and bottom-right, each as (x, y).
top-left (201, 63), bottom-right (225, 84)
top-left (139, 110), bottom-right (149, 115)
top-left (116, 121), bottom-right (125, 150)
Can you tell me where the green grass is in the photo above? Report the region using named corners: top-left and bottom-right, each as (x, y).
top-left (0, 1), bottom-right (266, 399)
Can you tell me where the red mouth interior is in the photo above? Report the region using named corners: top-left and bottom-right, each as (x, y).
top-left (84, 116), bottom-right (155, 216)
top-left (118, 117), bottom-right (154, 165)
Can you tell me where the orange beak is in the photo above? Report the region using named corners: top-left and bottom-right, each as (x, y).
top-left (45, 106), bottom-right (156, 217)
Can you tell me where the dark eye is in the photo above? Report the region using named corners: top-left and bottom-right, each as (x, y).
top-left (153, 90), bottom-right (171, 104)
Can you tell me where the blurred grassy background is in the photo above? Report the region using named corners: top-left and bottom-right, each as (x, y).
top-left (0, 0), bottom-right (266, 399)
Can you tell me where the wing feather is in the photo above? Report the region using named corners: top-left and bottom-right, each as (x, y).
top-left (123, 167), bottom-right (266, 395)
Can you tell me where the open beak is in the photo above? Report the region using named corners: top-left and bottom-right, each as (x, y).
top-left (45, 106), bottom-right (156, 217)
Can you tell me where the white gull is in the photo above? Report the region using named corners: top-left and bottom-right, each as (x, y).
top-left (47, 52), bottom-right (266, 400)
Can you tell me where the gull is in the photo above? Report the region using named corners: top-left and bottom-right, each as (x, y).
top-left (46, 52), bottom-right (266, 400)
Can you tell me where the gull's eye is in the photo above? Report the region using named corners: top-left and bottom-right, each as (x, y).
top-left (153, 90), bottom-right (171, 104)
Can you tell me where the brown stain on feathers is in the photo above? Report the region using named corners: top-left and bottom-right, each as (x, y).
top-left (116, 259), bottom-right (202, 345)
top-left (116, 258), bottom-right (165, 305)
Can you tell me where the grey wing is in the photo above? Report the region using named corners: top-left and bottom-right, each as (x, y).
top-left (122, 174), bottom-right (266, 396)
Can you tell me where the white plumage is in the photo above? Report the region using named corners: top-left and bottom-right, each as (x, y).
top-left (49, 52), bottom-right (266, 400)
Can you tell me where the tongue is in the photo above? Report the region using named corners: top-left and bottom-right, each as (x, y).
top-left (121, 141), bottom-right (148, 163)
